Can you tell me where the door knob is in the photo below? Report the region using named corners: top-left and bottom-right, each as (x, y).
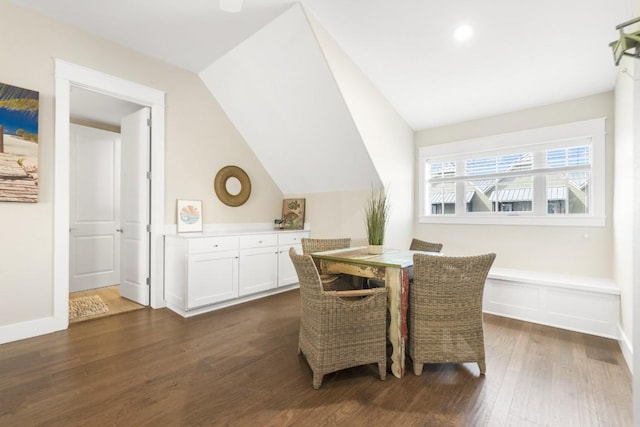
top-left (116, 228), bottom-right (124, 233)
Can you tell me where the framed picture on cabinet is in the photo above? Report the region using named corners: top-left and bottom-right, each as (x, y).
top-left (281, 198), bottom-right (305, 230)
top-left (177, 199), bottom-right (203, 232)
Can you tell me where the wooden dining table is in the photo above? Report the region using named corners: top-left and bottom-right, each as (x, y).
top-left (310, 246), bottom-right (438, 378)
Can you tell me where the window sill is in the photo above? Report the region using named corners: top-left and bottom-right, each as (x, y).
top-left (418, 214), bottom-right (606, 227)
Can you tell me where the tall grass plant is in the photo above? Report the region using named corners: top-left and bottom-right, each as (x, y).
top-left (365, 187), bottom-right (390, 246)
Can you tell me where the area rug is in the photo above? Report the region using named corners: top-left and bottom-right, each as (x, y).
top-left (69, 295), bottom-right (109, 320)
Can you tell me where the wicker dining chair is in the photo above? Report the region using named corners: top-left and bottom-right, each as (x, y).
top-left (409, 252), bottom-right (496, 376)
top-left (409, 238), bottom-right (443, 253)
top-left (301, 237), bottom-right (353, 291)
top-left (289, 248), bottom-right (387, 389)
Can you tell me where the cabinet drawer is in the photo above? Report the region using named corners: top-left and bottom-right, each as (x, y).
top-left (279, 232), bottom-right (309, 246)
top-left (240, 234), bottom-right (278, 249)
top-left (188, 236), bottom-right (239, 254)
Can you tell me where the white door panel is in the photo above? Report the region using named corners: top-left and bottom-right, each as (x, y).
top-left (69, 124), bottom-right (120, 292)
top-left (74, 234), bottom-right (116, 275)
top-left (119, 108), bottom-right (150, 305)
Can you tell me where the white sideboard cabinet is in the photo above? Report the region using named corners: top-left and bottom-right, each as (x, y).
top-left (164, 230), bottom-right (309, 317)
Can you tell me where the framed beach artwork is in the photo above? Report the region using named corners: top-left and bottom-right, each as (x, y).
top-left (282, 198), bottom-right (305, 230)
top-left (177, 199), bottom-right (203, 233)
top-left (0, 82), bottom-right (39, 203)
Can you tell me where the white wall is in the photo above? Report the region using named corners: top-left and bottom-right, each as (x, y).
top-left (614, 2), bottom-right (640, 419)
top-left (0, 0), bottom-right (283, 329)
top-left (199, 4), bottom-right (381, 196)
top-left (414, 92), bottom-right (615, 278)
top-left (307, 8), bottom-right (415, 249)
top-left (614, 59), bottom-right (637, 367)
top-left (287, 189), bottom-right (370, 244)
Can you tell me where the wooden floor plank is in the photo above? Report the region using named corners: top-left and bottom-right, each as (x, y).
top-left (549, 328), bottom-right (597, 427)
top-left (0, 290), bottom-right (632, 426)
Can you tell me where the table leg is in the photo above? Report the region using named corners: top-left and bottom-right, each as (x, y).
top-left (385, 266), bottom-right (409, 378)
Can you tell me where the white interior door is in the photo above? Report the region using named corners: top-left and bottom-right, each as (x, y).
top-left (69, 124), bottom-right (121, 292)
top-left (119, 108), bottom-right (151, 305)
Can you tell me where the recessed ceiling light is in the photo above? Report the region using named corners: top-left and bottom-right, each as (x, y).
top-left (453, 25), bottom-right (473, 42)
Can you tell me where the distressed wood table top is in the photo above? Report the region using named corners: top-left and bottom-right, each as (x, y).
top-left (309, 246), bottom-right (429, 268)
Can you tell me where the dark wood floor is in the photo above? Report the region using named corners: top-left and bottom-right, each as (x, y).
top-left (0, 290), bottom-right (632, 426)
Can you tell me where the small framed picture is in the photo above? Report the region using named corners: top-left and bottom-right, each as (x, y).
top-left (176, 200), bottom-right (203, 233)
top-left (282, 198), bottom-right (305, 230)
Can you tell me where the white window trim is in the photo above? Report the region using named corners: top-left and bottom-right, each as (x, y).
top-left (418, 118), bottom-right (606, 227)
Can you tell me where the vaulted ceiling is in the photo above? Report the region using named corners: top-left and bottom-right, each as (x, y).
top-left (13, 0), bottom-right (634, 130)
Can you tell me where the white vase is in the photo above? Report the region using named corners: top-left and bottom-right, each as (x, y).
top-left (368, 244), bottom-right (384, 255)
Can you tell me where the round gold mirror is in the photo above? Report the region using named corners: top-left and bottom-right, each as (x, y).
top-left (214, 165), bottom-right (251, 207)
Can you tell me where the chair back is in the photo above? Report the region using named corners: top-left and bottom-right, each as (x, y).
top-left (411, 252), bottom-right (495, 311)
top-left (409, 238), bottom-right (443, 253)
top-left (301, 238), bottom-right (351, 254)
top-left (289, 247), bottom-right (324, 300)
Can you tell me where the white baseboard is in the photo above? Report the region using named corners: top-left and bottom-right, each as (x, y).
top-left (484, 268), bottom-right (619, 339)
top-left (166, 284), bottom-right (299, 318)
top-left (0, 316), bottom-right (67, 345)
top-left (617, 323), bottom-right (633, 374)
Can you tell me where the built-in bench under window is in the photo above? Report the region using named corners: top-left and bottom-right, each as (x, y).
top-left (484, 267), bottom-right (619, 339)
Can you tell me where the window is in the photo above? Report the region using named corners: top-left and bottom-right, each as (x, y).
top-left (418, 118), bottom-right (606, 226)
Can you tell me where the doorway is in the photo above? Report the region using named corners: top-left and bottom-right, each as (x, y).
top-left (53, 59), bottom-right (166, 331)
top-left (68, 90), bottom-right (149, 322)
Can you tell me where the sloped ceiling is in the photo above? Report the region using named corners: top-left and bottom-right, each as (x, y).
top-left (199, 4), bottom-right (381, 194)
top-left (12, 0), bottom-right (633, 130)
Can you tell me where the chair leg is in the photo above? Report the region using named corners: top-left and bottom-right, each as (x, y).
top-left (478, 359), bottom-right (486, 375)
top-left (312, 372), bottom-right (324, 389)
top-left (378, 362), bottom-right (386, 381)
top-left (413, 362), bottom-right (424, 376)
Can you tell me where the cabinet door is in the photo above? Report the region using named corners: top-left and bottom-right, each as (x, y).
top-left (278, 243), bottom-right (302, 287)
top-left (187, 250), bottom-right (238, 309)
top-left (239, 247), bottom-right (278, 296)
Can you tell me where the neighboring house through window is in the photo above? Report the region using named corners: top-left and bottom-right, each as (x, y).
top-left (418, 118), bottom-right (605, 226)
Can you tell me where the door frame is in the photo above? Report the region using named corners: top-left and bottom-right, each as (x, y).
top-left (53, 59), bottom-right (166, 330)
